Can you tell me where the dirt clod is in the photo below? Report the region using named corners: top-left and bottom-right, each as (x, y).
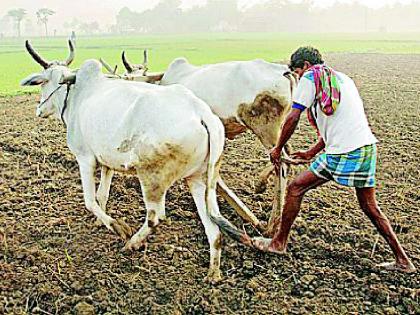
top-left (74, 302), bottom-right (95, 315)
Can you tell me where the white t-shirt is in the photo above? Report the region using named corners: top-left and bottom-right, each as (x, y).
top-left (293, 69), bottom-right (377, 154)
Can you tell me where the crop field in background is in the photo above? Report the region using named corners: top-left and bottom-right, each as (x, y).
top-left (1, 32), bottom-right (420, 95)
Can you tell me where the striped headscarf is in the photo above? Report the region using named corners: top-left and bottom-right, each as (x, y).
top-left (307, 64), bottom-right (341, 130)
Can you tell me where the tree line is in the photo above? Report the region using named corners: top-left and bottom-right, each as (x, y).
top-left (2, 8), bottom-right (100, 38)
top-left (2, 0), bottom-right (420, 37)
top-left (114, 0), bottom-right (420, 33)
top-left (6, 8), bottom-right (55, 37)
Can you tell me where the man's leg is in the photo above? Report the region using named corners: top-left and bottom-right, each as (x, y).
top-left (355, 187), bottom-right (415, 272)
top-left (254, 170), bottom-right (328, 253)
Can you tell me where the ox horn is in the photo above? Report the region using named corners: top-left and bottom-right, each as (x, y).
top-left (143, 49), bottom-right (148, 67)
top-left (100, 58), bottom-right (118, 75)
top-left (65, 40), bottom-right (75, 66)
top-left (59, 73), bottom-right (76, 85)
top-left (25, 40), bottom-right (50, 69)
top-left (142, 49), bottom-right (149, 75)
top-left (122, 51), bottom-right (134, 73)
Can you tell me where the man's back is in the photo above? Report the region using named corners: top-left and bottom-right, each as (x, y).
top-left (294, 69), bottom-right (377, 154)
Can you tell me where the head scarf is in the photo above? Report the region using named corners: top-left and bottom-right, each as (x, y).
top-left (307, 64), bottom-right (341, 130)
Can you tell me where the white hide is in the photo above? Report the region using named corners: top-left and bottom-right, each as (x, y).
top-left (160, 58), bottom-right (292, 120)
top-left (23, 59), bottom-right (226, 281)
top-left (159, 58), bottom-right (295, 236)
top-left (64, 61), bottom-right (223, 177)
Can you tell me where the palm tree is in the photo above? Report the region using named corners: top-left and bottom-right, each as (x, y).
top-left (7, 8), bottom-right (26, 37)
top-left (36, 8), bottom-right (55, 37)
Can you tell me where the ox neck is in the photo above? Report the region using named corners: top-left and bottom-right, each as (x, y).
top-left (59, 84), bottom-right (74, 126)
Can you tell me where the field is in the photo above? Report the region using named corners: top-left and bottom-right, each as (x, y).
top-left (1, 34), bottom-right (420, 314)
top-left (2, 33), bottom-right (420, 95)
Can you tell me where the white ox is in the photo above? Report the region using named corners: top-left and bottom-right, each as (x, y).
top-left (119, 52), bottom-right (298, 235)
top-left (21, 41), bottom-right (237, 282)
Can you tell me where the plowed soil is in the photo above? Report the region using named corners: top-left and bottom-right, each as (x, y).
top-left (1, 54), bottom-right (419, 314)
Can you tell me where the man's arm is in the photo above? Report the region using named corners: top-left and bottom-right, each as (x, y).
top-left (271, 73), bottom-right (314, 167)
top-left (291, 136), bottom-right (325, 161)
top-left (276, 108), bottom-right (302, 149)
top-left (270, 108), bottom-right (302, 168)
top-left (307, 136), bottom-right (325, 157)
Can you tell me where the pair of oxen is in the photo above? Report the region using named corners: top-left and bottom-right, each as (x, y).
top-left (21, 40), bottom-right (300, 282)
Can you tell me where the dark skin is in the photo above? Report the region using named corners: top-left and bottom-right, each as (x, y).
top-left (253, 62), bottom-right (416, 273)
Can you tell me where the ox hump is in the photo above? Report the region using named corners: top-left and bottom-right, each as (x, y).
top-left (171, 57), bottom-right (189, 65)
top-left (77, 59), bottom-right (103, 83)
top-left (167, 57), bottom-right (191, 71)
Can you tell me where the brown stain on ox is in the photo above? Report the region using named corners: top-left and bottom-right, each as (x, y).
top-left (238, 90), bottom-right (290, 149)
top-left (220, 117), bottom-right (247, 140)
top-left (213, 233), bottom-right (222, 250)
top-left (118, 135), bottom-right (140, 153)
top-left (138, 143), bottom-right (190, 203)
top-left (147, 209), bottom-right (157, 228)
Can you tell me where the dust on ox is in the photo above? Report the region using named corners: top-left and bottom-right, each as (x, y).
top-left (21, 41), bottom-right (236, 282)
top-left (120, 51), bottom-right (299, 235)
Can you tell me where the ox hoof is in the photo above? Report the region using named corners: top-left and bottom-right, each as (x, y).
top-left (252, 237), bottom-right (286, 255)
top-left (204, 269), bottom-right (222, 284)
top-left (263, 225), bottom-right (277, 237)
top-left (111, 219), bottom-right (133, 241)
top-left (122, 238), bottom-right (146, 252)
top-left (254, 181), bottom-right (267, 194)
top-left (256, 221), bottom-right (268, 234)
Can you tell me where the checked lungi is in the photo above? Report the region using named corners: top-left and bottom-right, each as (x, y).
top-left (309, 144), bottom-right (377, 188)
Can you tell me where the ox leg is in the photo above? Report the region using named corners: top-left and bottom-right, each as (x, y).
top-left (255, 163), bottom-right (275, 194)
top-left (78, 157), bottom-right (132, 240)
top-left (187, 175), bottom-right (222, 283)
top-left (123, 180), bottom-right (166, 251)
top-left (96, 165), bottom-right (114, 210)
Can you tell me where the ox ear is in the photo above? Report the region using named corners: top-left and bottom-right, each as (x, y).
top-left (20, 73), bottom-right (47, 86)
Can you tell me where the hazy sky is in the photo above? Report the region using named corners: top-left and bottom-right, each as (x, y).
top-left (1, 0), bottom-right (417, 26)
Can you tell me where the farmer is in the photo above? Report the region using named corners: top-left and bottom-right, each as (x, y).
top-left (253, 46), bottom-right (416, 273)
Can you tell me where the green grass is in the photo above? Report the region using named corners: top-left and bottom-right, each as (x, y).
top-left (1, 32), bottom-right (420, 96)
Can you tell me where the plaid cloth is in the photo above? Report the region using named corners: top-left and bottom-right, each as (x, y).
top-left (309, 144), bottom-right (377, 187)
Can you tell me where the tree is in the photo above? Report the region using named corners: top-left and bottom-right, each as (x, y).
top-left (116, 7), bottom-right (137, 33)
top-left (184, 0), bottom-right (239, 32)
top-left (36, 8), bottom-right (55, 37)
top-left (7, 8), bottom-right (26, 37)
top-left (63, 18), bottom-right (81, 33)
top-left (78, 21), bottom-right (101, 35)
top-left (89, 21), bottom-right (100, 34)
top-left (147, 0), bottom-right (182, 32)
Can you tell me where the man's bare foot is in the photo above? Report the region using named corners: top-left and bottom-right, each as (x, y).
top-left (376, 260), bottom-right (416, 273)
top-left (252, 237), bottom-right (286, 254)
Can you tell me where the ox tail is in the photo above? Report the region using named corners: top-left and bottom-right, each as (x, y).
top-left (201, 113), bottom-right (253, 247)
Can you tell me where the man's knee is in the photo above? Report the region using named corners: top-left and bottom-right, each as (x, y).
top-left (370, 206), bottom-right (389, 222)
top-left (287, 171), bottom-right (325, 198)
top-left (287, 179), bottom-right (306, 197)
top-left (360, 202), bottom-right (390, 223)
top-left (357, 193), bottom-right (382, 216)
